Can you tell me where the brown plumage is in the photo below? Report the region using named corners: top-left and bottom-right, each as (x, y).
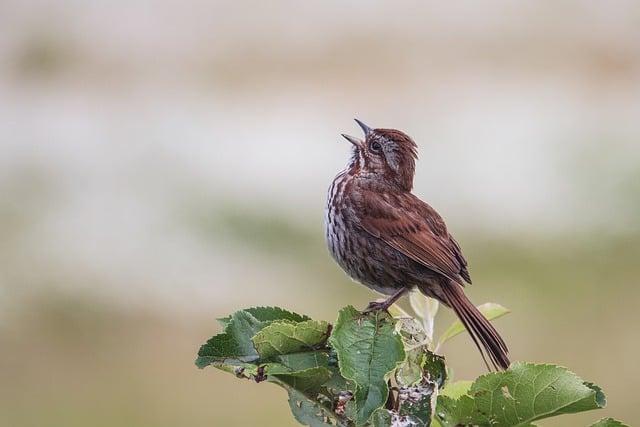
top-left (325, 119), bottom-right (509, 370)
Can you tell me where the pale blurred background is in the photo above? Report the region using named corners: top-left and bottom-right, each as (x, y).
top-left (1, 1), bottom-right (639, 426)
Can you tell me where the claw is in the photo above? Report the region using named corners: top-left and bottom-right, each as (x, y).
top-left (363, 300), bottom-right (391, 314)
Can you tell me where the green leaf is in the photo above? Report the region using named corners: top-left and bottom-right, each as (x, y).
top-left (322, 366), bottom-right (355, 399)
top-left (274, 351), bottom-right (331, 372)
top-left (555, 381), bottom-right (605, 416)
top-left (439, 380), bottom-right (472, 400)
top-left (271, 366), bottom-right (333, 393)
top-left (252, 320), bottom-right (330, 360)
top-left (370, 409), bottom-right (393, 426)
top-left (199, 306), bottom-right (616, 427)
top-left (217, 306), bottom-right (310, 328)
top-left (436, 394), bottom-right (483, 426)
top-left (397, 317), bottom-right (428, 345)
top-left (394, 352), bottom-right (444, 426)
top-left (398, 383), bottom-right (437, 426)
top-left (436, 362), bottom-right (607, 427)
top-left (388, 303), bottom-right (411, 319)
top-left (198, 307), bottom-right (316, 369)
top-left (395, 318), bottom-right (428, 387)
top-left (329, 306), bottom-right (405, 426)
top-left (287, 389), bottom-right (336, 427)
top-left (423, 352), bottom-right (447, 388)
top-left (395, 346), bottom-right (425, 387)
top-left (436, 302), bottom-right (510, 348)
top-left (395, 317), bottom-right (446, 389)
top-left (196, 310), bottom-right (268, 368)
top-left (590, 418), bottom-right (630, 427)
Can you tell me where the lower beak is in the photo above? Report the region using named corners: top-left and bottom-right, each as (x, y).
top-left (341, 134), bottom-right (363, 148)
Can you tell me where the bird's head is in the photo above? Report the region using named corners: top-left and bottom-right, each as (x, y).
top-left (342, 119), bottom-right (418, 191)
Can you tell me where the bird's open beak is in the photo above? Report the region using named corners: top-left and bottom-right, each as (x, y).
top-left (354, 118), bottom-right (373, 137)
top-left (341, 118), bottom-right (373, 147)
top-left (341, 133), bottom-right (363, 148)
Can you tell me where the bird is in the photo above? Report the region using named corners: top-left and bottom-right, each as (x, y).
top-left (324, 119), bottom-right (509, 370)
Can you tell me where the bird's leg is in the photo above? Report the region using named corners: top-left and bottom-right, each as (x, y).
top-left (363, 287), bottom-right (408, 313)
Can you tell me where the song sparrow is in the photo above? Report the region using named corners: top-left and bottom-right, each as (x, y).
top-left (325, 119), bottom-right (509, 370)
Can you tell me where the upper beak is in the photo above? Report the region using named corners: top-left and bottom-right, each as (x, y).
top-left (341, 133), bottom-right (363, 148)
top-left (354, 118), bottom-right (373, 137)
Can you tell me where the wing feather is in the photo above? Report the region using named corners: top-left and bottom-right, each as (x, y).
top-left (356, 191), bottom-right (471, 285)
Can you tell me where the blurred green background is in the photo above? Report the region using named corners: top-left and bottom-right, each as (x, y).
top-left (1, 2), bottom-right (639, 426)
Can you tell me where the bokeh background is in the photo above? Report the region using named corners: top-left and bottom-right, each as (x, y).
top-left (1, 1), bottom-right (639, 426)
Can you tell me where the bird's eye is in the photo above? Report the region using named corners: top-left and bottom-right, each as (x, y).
top-left (369, 141), bottom-right (382, 153)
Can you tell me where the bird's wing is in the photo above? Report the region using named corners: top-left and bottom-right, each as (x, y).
top-left (355, 191), bottom-right (471, 285)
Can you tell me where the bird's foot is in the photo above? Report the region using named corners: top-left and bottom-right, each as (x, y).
top-left (362, 287), bottom-right (408, 314)
top-left (362, 300), bottom-right (392, 314)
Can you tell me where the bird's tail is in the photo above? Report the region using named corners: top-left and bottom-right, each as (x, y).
top-left (440, 282), bottom-right (510, 371)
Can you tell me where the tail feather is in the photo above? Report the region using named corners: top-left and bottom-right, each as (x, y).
top-left (440, 283), bottom-right (510, 371)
